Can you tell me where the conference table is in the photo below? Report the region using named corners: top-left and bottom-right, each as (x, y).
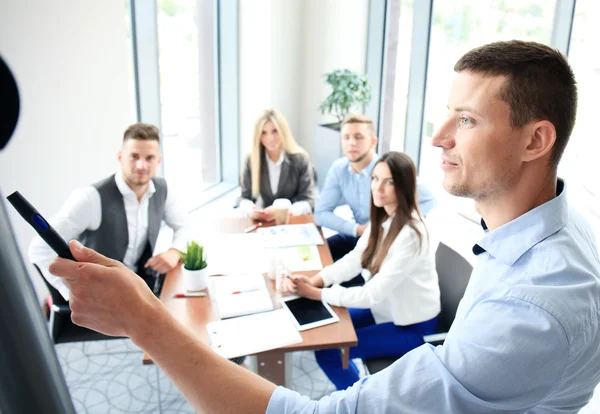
top-left (142, 215), bottom-right (358, 386)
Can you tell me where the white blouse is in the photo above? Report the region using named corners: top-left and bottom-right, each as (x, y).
top-left (320, 215), bottom-right (440, 326)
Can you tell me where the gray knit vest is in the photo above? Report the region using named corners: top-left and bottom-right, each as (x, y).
top-left (79, 174), bottom-right (168, 263)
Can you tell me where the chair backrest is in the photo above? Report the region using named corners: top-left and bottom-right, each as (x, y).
top-left (435, 242), bottom-right (473, 333)
top-left (32, 264), bottom-right (69, 310)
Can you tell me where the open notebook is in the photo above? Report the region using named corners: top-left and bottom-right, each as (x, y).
top-left (209, 273), bottom-right (274, 319)
top-left (207, 309), bottom-right (302, 359)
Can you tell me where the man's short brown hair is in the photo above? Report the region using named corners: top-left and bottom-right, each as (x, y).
top-left (455, 40), bottom-right (577, 170)
top-left (341, 114), bottom-right (376, 137)
top-left (123, 123), bottom-right (160, 143)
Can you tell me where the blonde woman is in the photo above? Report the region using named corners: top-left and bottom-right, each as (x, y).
top-left (239, 109), bottom-right (316, 221)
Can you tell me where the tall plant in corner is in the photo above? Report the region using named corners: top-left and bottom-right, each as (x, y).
top-left (319, 69), bottom-right (372, 124)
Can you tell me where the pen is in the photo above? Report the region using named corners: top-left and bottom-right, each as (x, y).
top-left (231, 289), bottom-right (260, 295)
top-left (244, 222), bottom-right (263, 233)
top-left (173, 292), bottom-right (207, 298)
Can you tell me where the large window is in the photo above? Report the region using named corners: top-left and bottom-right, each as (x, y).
top-left (389, 0), bottom-right (414, 153)
top-left (415, 0), bottom-right (556, 218)
top-left (562, 0), bottom-right (600, 238)
top-left (156, 0), bottom-right (219, 208)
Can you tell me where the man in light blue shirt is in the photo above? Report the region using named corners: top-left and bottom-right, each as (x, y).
top-left (51, 40), bottom-right (600, 413)
top-left (315, 114), bottom-right (436, 266)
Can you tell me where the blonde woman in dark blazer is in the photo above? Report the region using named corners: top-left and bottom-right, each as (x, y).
top-left (239, 109), bottom-right (316, 222)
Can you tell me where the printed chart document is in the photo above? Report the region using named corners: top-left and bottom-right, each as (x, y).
top-left (205, 233), bottom-right (268, 275)
top-left (257, 223), bottom-right (324, 248)
top-left (209, 273), bottom-right (273, 319)
top-left (207, 309), bottom-right (302, 359)
top-left (274, 245), bottom-right (323, 271)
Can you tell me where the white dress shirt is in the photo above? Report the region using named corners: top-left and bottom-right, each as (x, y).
top-left (29, 173), bottom-right (190, 300)
top-left (239, 152), bottom-right (312, 216)
top-left (320, 215), bottom-right (440, 326)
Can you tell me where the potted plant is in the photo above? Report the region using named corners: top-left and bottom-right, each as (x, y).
top-left (319, 68), bottom-right (372, 124)
top-left (180, 241), bottom-right (209, 291)
top-left (314, 69), bottom-right (372, 188)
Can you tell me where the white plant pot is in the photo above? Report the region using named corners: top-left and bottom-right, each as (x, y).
top-left (182, 267), bottom-right (209, 292)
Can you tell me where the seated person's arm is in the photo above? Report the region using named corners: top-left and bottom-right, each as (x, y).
top-left (145, 186), bottom-right (186, 274)
top-left (321, 226), bottom-right (423, 308)
top-left (314, 165), bottom-right (360, 236)
top-left (288, 153), bottom-right (316, 216)
top-left (28, 187), bottom-right (99, 300)
top-left (285, 226), bottom-right (370, 295)
top-left (238, 155), bottom-right (266, 220)
top-left (417, 181), bottom-right (437, 216)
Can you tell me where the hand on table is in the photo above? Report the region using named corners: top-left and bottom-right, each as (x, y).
top-left (49, 240), bottom-right (162, 338)
top-left (287, 275), bottom-right (322, 301)
top-left (249, 208), bottom-right (275, 222)
top-left (145, 248), bottom-right (181, 274)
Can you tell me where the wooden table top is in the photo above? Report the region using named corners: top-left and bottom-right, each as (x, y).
top-left (142, 215), bottom-right (357, 363)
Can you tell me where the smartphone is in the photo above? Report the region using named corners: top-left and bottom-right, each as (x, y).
top-left (6, 191), bottom-right (75, 260)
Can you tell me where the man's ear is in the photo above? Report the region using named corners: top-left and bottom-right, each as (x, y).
top-left (157, 154), bottom-right (162, 165)
top-left (371, 135), bottom-right (379, 149)
top-left (117, 151), bottom-right (122, 162)
top-left (522, 120), bottom-right (556, 163)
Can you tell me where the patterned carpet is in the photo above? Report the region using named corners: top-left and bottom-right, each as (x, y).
top-left (55, 338), bottom-right (341, 413)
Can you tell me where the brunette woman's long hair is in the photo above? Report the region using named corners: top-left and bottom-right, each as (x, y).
top-left (361, 151), bottom-right (425, 275)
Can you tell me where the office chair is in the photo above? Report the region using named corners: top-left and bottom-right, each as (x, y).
top-left (33, 264), bottom-right (122, 344)
top-left (363, 242), bottom-right (473, 375)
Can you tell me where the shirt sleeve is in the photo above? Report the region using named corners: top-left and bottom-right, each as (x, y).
top-left (28, 187), bottom-right (101, 300)
top-left (416, 181), bottom-right (437, 216)
top-left (318, 226), bottom-right (370, 288)
top-left (314, 165), bottom-right (356, 235)
top-left (266, 297), bottom-right (570, 413)
top-left (163, 185), bottom-right (191, 253)
top-left (290, 201), bottom-right (312, 216)
top-left (321, 227), bottom-right (422, 309)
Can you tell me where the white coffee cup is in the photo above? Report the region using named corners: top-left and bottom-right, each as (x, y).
top-left (272, 198), bottom-right (292, 225)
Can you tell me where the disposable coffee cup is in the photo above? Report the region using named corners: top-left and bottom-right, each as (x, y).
top-left (272, 198), bottom-right (291, 225)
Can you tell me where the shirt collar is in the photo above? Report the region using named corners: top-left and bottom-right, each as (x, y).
top-left (265, 151), bottom-right (286, 168)
top-left (114, 171), bottom-right (156, 198)
top-left (346, 153), bottom-right (379, 177)
top-left (381, 216), bottom-right (392, 230)
top-left (472, 179), bottom-right (568, 266)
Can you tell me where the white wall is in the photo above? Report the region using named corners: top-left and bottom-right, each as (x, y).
top-left (0, 0), bottom-right (135, 300)
top-left (239, 0), bottom-right (369, 161)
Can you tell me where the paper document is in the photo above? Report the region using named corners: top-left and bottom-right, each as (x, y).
top-left (207, 309), bottom-right (302, 359)
top-left (273, 245), bottom-right (323, 271)
top-left (205, 233), bottom-right (268, 275)
top-left (209, 273), bottom-right (274, 319)
top-left (257, 223), bottom-right (324, 248)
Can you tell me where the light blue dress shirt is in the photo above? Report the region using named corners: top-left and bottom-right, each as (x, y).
top-left (314, 155), bottom-right (437, 236)
top-left (267, 179), bottom-right (600, 413)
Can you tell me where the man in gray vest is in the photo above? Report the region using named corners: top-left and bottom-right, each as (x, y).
top-left (29, 123), bottom-right (189, 300)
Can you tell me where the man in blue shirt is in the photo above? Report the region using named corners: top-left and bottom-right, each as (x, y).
top-left (51, 40), bottom-right (600, 413)
top-left (315, 114), bottom-right (436, 265)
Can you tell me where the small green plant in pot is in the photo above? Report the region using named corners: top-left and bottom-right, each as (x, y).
top-left (318, 68), bottom-right (372, 125)
top-left (180, 241), bottom-right (209, 291)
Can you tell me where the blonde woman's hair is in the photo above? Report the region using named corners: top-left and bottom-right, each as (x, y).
top-left (249, 109), bottom-right (302, 198)
top-left (341, 113), bottom-right (376, 137)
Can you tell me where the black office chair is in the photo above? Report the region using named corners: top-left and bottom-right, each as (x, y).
top-left (33, 264), bottom-right (122, 344)
top-left (363, 242), bottom-right (473, 374)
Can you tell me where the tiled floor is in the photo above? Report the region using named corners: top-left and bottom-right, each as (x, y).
top-left (56, 338), bottom-right (339, 413)
top-left (55, 337), bottom-right (600, 413)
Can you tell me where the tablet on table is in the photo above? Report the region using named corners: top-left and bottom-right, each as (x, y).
top-left (280, 296), bottom-right (340, 331)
